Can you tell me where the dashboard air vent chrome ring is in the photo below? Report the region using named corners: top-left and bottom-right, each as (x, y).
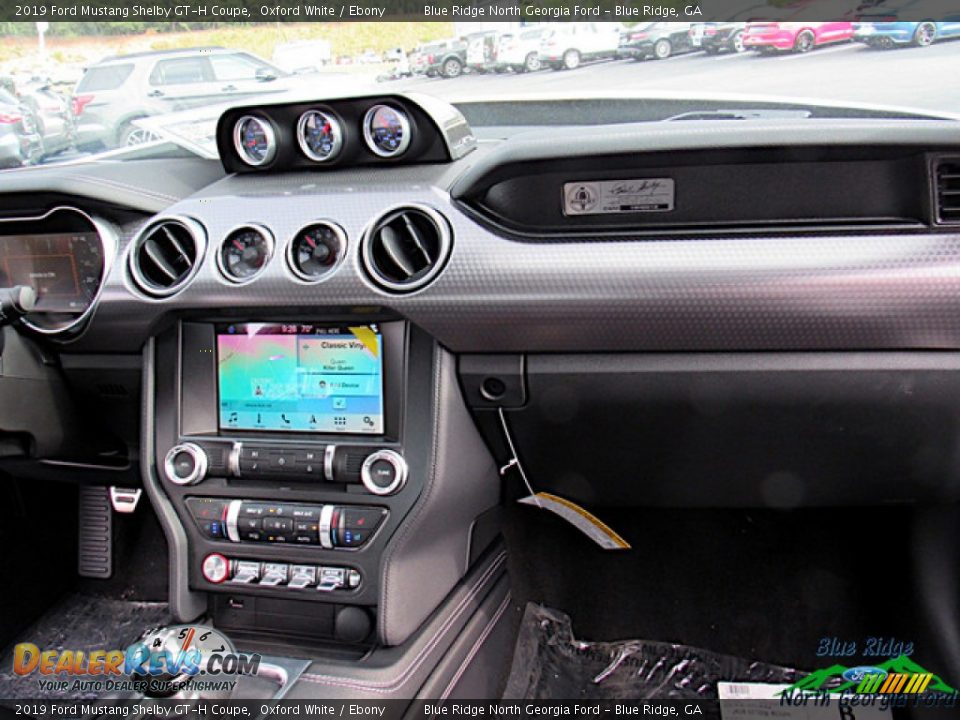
top-left (360, 205), bottom-right (452, 293)
top-left (128, 217), bottom-right (206, 298)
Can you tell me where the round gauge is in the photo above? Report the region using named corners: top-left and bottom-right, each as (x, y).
top-left (288, 222), bottom-right (346, 281)
top-left (218, 226), bottom-right (273, 282)
top-left (232, 115), bottom-right (276, 167)
top-left (297, 110), bottom-right (343, 163)
top-left (362, 104), bottom-right (411, 158)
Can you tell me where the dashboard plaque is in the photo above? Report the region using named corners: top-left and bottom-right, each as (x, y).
top-left (563, 178), bottom-right (675, 216)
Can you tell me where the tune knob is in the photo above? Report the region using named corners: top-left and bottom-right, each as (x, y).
top-left (163, 443), bottom-right (208, 486)
top-left (360, 449), bottom-right (408, 496)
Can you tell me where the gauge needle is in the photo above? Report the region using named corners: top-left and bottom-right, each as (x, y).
top-left (233, 239), bottom-right (244, 251)
top-left (306, 235), bottom-right (316, 249)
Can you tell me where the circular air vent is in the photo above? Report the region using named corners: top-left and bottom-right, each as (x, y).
top-left (360, 206), bottom-right (451, 293)
top-left (129, 217), bottom-right (205, 297)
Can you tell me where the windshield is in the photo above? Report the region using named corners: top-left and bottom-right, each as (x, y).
top-left (1, 9), bottom-right (958, 167)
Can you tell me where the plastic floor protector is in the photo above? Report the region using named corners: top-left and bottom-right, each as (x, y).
top-left (504, 603), bottom-right (804, 701)
top-left (0, 593), bottom-right (169, 701)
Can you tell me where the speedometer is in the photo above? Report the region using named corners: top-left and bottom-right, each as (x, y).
top-left (0, 206), bottom-right (113, 335)
top-left (218, 226), bottom-right (274, 283)
top-left (233, 115), bottom-right (277, 167)
top-left (297, 110), bottom-right (343, 163)
top-left (362, 104), bottom-right (411, 158)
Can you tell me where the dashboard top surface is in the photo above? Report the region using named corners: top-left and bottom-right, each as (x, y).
top-left (3, 112), bottom-right (960, 354)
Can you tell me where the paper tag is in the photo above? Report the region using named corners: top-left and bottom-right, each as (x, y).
top-left (518, 492), bottom-right (630, 550)
top-left (562, 178), bottom-right (675, 215)
top-left (718, 682), bottom-right (890, 720)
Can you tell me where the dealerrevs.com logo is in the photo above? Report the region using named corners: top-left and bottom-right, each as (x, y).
top-left (12, 625), bottom-right (260, 695)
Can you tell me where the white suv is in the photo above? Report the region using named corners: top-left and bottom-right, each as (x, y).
top-left (539, 23), bottom-right (623, 70)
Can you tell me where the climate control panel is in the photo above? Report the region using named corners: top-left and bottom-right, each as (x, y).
top-left (164, 441), bottom-right (408, 497)
top-left (187, 498), bottom-right (386, 549)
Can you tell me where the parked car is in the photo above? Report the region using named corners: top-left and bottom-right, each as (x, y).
top-left (17, 79), bottom-right (75, 158)
top-left (466, 31), bottom-right (500, 73)
top-left (495, 27), bottom-right (550, 73)
top-left (539, 23), bottom-right (623, 70)
top-left (271, 40), bottom-right (331, 74)
top-left (619, 22), bottom-right (696, 60)
top-left (410, 38), bottom-right (467, 78)
top-left (743, 21), bottom-right (855, 53)
top-left (72, 47), bottom-right (296, 150)
top-left (382, 47), bottom-right (405, 63)
top-left (0, 87), bottom-right (42, 168)
top-left (853, 14), bottom-right (960, 48)
top-left (356, 49), bottom-right (381, 65)
top-left (691, 22), bottom-right (748, 54)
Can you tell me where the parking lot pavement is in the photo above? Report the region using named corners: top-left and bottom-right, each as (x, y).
top-left (392, 40), bottom-right (960, 117)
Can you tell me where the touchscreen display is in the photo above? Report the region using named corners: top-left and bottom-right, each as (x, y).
top-left (217, 323), bottom-right (384, 434)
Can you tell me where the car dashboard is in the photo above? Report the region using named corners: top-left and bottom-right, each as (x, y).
top-left (3, 94), bottom-right (960, 690)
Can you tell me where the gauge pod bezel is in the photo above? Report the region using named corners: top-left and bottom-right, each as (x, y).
top-left (296, 109), bottom-right (344, 163)
top-left (232, 115), bottom-right (277, 167)
top-left (286, 220), bottom-right (348, 284)
top-left (216, 224), bottom-right (275, 285)
top-left (362, 104), bottom-right (412, 158)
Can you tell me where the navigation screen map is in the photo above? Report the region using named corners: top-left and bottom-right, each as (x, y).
top-left (217, 323), bottom-right (384, 434)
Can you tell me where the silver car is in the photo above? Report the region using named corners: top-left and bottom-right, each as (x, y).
top-left (73, 46), bottom-right (297, 150)
top-left (0, 88), bottom-right (42, 168)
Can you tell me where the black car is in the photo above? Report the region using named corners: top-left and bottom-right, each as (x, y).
top-left (696, 22), bottom-right (748, 54)
top-left (619, 22), bottom-right (695, 60)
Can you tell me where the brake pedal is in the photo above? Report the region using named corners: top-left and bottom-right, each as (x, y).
top-left (78, 485), bottom-right (112, 579)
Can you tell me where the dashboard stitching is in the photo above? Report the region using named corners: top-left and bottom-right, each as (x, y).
top-left (298, 550), bottom-right (506, 691)
top-left (438, 590), bottom-right (513, 701)
top-left (377, 342), bottom-right (443, 642)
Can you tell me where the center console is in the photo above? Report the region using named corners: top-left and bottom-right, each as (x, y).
top-left (144, 316), bottom-right (507, 697)
top-left (149, 319), bottom-right (432, 646)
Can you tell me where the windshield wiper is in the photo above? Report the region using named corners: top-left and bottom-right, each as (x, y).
top-left (666, 109), bottom-right (814, 121)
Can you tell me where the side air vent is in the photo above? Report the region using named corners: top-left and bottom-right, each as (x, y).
top-left (129, 218), bottom-right (206, 297)
top-left (361, 206), bottom-right (452, 293)
top-left (935, 159), bottom-right (960, 224)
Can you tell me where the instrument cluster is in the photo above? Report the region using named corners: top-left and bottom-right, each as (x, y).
top-left (0, 206), bottom-right (116, 336)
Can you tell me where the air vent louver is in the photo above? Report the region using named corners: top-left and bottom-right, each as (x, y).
top-left (129, 218), bottom-right (205, 297)
top-left (935, 159), bottom-right (960, 224)
top-left (361, 206), bottom-right (451, 292)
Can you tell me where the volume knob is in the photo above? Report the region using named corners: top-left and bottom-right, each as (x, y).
top-left (360, 449), bottom-right (408, 496)
top-left (163, 443), bottom-right (208, 486)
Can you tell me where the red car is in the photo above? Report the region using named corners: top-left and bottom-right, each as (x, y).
top-left (743, 21), bottom-right (855, 53)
